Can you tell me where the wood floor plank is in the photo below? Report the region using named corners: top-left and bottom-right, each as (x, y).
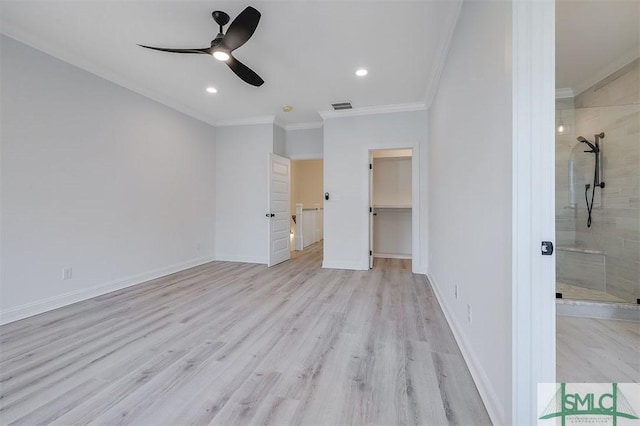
top-left (0, 242), bottom-right (491, 425)
top-left (247, 395), bottom-right (299, 426)
top-left (404, 339), bottom-right (450, 425)
top-left (556, 316), bottom-right (640, 383)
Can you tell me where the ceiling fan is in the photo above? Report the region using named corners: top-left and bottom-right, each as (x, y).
top-left (138, 6), bottom-right (264, 87)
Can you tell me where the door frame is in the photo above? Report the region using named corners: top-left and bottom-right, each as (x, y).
top-left (364, 144), bottom-right (421, 273)
top-left (511, 1), bottom-right (556, 424)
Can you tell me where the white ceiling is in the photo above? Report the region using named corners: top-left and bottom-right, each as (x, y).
top-left (0, 1), bottom-right (462, 127)
top-left (4, 1), bottom-right (636, 126)
top-left (556, 0), bottom-right (639, 95)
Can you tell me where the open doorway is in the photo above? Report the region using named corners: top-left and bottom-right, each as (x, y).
top-left (555, 0), bottom-right (640, 382)
top-left (369, 149), bottom-right (412, 268)
top-left (290, 159), bottom-right (324, 256)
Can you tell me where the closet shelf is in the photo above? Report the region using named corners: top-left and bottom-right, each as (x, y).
top-left (373, 204), bottom-right (412, 209)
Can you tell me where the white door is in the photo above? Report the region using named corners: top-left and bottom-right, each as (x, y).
top-left (267, 154), bottom-right (291, 267)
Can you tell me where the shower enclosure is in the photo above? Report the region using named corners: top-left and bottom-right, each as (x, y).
top-left (555, 58), bottom-right (639, 304)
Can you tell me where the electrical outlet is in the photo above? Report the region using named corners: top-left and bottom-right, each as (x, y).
top-left (467, 304), bottom-right (472, 324)
top-left (454, 285), bottom-right (458, 299)
top-left (196, 242), bottom-right (202, 252)
top-left (62, 267), bottom-right (72, 280)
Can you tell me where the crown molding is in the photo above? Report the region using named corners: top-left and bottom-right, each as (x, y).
top-left (273, 117), bottom-right (287, 130)
top-left (555, 88), bottom-right (574, 99)
top-left (215, 116), bottom-right (275, 127)
top-left (284, 122), bottom-right (323, 131)
top-left (319, 102), bottom-right (427, 120)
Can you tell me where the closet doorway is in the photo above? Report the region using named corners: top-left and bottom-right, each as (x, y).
top-left (290, 159), bottom-right (324, 253)
top-left (368, 149), bottom-right (413, 268)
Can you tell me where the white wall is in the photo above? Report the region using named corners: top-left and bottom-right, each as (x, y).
top-left (322, 109), bottom-right (428, 272)
top-left (372, 156), bottom-right (412, 258)
top-left (0, 36), bottom-right (217, 323)
top-left (372, 157), bottom-right (412, 207)
top-left (273, 125), bottom-right (286, 157)
top-left (427, 2), bottom-right (512, 423)
top-left (215, 124), bottom-right (273, 263)
top-left (285, 127), bottom-right (323, 159)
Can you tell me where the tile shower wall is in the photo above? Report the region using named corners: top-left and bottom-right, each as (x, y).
top-left (557, 58), bottom-right (639, 302)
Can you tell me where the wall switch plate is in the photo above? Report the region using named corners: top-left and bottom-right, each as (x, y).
top-left (454, 285), bottom-right (458, 299)
top-left (62, 267), bottom-right (72, 280)
top-left (467, 304), bottom-right (472, 324)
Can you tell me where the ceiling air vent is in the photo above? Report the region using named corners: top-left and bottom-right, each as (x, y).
top-left (331, 102), bottom-right (352, 111)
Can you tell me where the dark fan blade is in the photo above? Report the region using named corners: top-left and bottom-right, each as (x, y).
top-left (138, 44), bottom-right (212, 54)
top-left (220, 6), bottom-right (260, 51)
top-left (226, 55), bottom-right (264, 87)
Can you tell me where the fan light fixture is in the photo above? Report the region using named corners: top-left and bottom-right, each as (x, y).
top-left (137, 7), bottom-right (264, 86)
top-left (356, 68), bottom-right (368, 77)
top-left (213, 51), bottom-right (230, 61)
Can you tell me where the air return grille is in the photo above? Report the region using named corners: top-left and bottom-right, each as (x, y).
top-left (331, 102), bottom-right (352, 110)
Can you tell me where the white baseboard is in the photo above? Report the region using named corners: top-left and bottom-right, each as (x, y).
top-left (373, 253), bottom-right (412, 259)
top-left (322, 260), bottom-right (368, 270)
top-left (215, 254), bottom-right (267, 264)
top-left (0, 256), bottom-right (216, 325)
top-left (426, 272), bottom-right (505, 425)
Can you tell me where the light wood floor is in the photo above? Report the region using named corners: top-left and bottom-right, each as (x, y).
top-left (556, 316), bottom-right (640, 383)
top-left (0, 242), bottom-right (490, 425)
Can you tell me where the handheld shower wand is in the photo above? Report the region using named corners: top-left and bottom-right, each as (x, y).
top-left (577, 133), bottom-right (605, 227)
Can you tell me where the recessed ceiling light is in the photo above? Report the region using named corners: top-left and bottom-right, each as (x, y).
top-left (355, 68), bottom-right (368, 77)
top-left (206, 87), bottom-right (218, 94)
top-left (282, 105), bottom-right (293, 112)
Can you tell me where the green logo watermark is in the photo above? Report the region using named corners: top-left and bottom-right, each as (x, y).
top-left (538, 383), bottom-right (640, 425)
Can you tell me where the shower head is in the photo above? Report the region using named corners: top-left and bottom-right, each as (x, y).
top-left (577, 136), bottom-right (598, 152)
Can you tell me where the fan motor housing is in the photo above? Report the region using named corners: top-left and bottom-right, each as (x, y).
top-left (212, 11), bottom-right (230, 26)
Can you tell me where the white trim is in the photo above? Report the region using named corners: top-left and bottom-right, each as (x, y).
top-left (284, 122), bottom-right (323, 131)
top-left (555, 88), bottom-right (574, 99)
top-left (373, 253), bottom-right (411, 259)
top-left (572, 48), bottom-right (639, 97)
top-left (322, 261), bottom-right (367, 270)
top-left (0, 256), bottom-right (216, 325)
top-left (364, 144), bottom-right (421, 275)
top-left (215, 116), bottom-right (275, 127)
top-left (511, 2), bottom-right (556, 425)
top-left (215, 255), bottom-right (267, 264)
top-left (319, 103), bottom-right (426, 120)
top-left (424, 1), bottom-right (464, 109)
top-left (427, 272), bottom-right (504, 425)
